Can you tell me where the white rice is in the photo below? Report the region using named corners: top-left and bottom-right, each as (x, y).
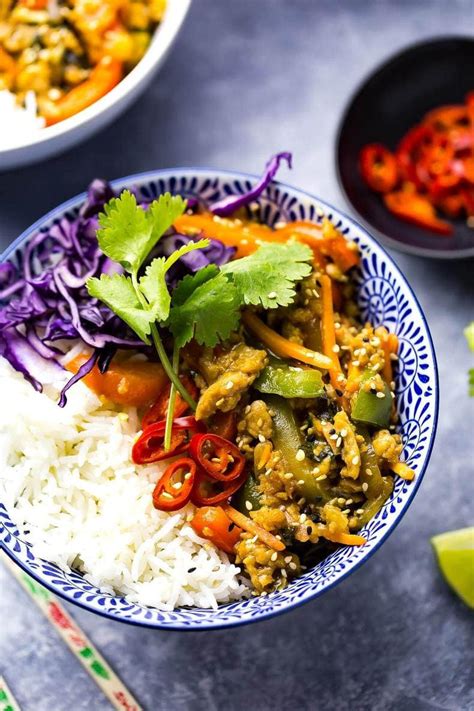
top-left (0, 90), bottom-right (45, 147)
top-left (0, 357), bottom-right (249, 610)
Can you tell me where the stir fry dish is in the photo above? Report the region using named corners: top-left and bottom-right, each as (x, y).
top-left (360, 92), bottom-right (474, 236)
top-left (0, 0), bottom-right (166, 125)
top-left (0, 154), bottom-right (414, 601)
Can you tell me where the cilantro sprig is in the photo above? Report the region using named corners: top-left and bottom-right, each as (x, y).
top-left (87, 190), bottom-right (313, 449)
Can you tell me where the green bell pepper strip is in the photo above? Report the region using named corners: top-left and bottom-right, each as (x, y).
top-left (254, 361), bottom-right (325, 399)
top-left (233, 473), bottom-right (262, 513)
top-left (351, 369), bottom-right (392, 429)
top-left (264, 394), bottom-right (331, 503)
top-left (351, 428), bottom-right (393, 529)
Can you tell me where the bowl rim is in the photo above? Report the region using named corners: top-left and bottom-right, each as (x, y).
top-left (335, 33), bottom-right (474, 260)
top-left (0, 0), bottom-right (191, 154)
top-left (0, 167), bottom-right (439, 630)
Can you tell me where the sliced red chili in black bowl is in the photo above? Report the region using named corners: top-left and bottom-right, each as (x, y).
top-left (188, 433), bottom-right (245, 481)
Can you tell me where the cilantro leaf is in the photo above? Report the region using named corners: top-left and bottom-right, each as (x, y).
top-left (164, 238), bottom-right (210, 272)
top-left (465, 322), bottom-right (474, 352)
top-left (171, 264), bottom-right (220, 306)
top-left (97, 191), bottom-right (186, 274)
top-left (139, 258), bottom-right (170, 323)
top-left (168, 272), bottom-right (240, 348)
top-left (469, 368), bottom-right (474, 397)
top-left (87, 274), bottom-right (153, 343)
top-left (221, 241), bottom-right (313, 309)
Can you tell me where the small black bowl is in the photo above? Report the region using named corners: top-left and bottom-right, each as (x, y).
top-left (336, 36), bottom-right (474, 259)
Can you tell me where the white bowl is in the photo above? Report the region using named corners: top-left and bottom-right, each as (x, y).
top-left (0, 0), bottom-right (191, 171)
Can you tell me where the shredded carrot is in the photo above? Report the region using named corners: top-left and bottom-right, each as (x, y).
top-left (391, 461), bottom-right (415, 481)
top-left (275, 219), bottom-right (359, 272)
top-left (174, 214), bottom-right (275, 257)
top-left (191, 506), bottom-right (242, 554)
top-left (320, 275), bottom-right (347, 406)
top-left (242, 311), bottom-right (333, 370)
top-left (377, 327), bottom-right (398, 384)
top-left (222, 505), bottom-right (286, 552)
top-left (319, 528), bottom-right (366, 546)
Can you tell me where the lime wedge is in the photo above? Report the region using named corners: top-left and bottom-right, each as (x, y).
top-left (431, 527), bottom-right (474, 608)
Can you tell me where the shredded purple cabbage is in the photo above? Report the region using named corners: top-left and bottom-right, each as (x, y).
top-left (209, 152), bottom-right (292, 216)
top-left (0, 179), bottom-right (143, 405)
top-left (159, 234), bottom-right (235, 287)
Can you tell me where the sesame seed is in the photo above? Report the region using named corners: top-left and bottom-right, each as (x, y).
top-left (298, 479), bottom-right (305, 486)
top-left (352, 360), bottom-right (360, 367)
top-left (362, 483), bottom-right (369, 492)
top-left (284, 472), bottom-right (293, 479)
top-left (337, 497), bottom-right (346, 505)
top-left (297, 498), bottom-right (306, 506)
top-left (342, 508), bottom-right (351, 515)
top-left (161, 492), bottom-right (173, 499)
top-left (284, 556), bottom-right (292, 563)
top-left (340, 429), bottom-right (348, 438)
top-left (316, 474), bottom-right (327, 481)
top-left (306, 526), bottom-right (313, 535)
top-left (312, 289), bottom-right (319, 297)
top-left (258, 434), bottom-right (266, 442)
top-left (295, 449), bottom-right (305, 461)
top-left (216, 398), bottom-right (224, 407)
top-left (187, 567), bottom-right (196, 573)
top-left (359, 347), bottom-right (367, 356)
top-left (337, 373), bottom-right (345, 383)
top-left (257, 418), bottom-right (263, 427)
top-left (226, 380), bottom-right (234, 390)
top-left (245, 500), bottom-right (253, 511)
top-left (352, 455), bottom-right (359, 465)
top-left (332, 344), bottom-right (340, 353)
top-left (346, 498), bottom-right (353, 505)
top-left (330, 433), bottom-right (339, 441)
top-left (281, 569), bottom-right (287, 578)
top-left (245, 405), bottom-right (251, 414)
top-left (365, 468), bottom-right (372, 476)
top-left (390, 353), bottom-right (398, 361)
top-left (184, 472), bottom-right (192, 480)
top-left (312, 467), bottom-right (320, 474)
top-left (271, 551), bottom-right (278, 561)
top-left (334, 322), bottom-right (341, 329)
top-left (172, 482), bottom-right (183, 489)
top-left (376, 392), bottom-right (386, 399)
top-left (268, 291), bottom-right (277, 299)
top-left (356, 508), bottom-right (365, 515)
top-left (336, 437), bottom-right (342, 448)
top-left (299, 513), bottom-right (307, 523)
top-left (289, 562), bottom-right (297, 571)
top-left (228, 522), bottom-right (236, 531)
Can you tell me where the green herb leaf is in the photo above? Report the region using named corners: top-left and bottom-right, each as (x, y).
top-left (168, 271), bottom-right (240, 348)
top-left (469, 368), bottom-right (474, 397)
top-left (465, 322), bottom-right (474, 352)
top-left (171, 264), bottom-right (220, 306)
top-left (87, 274), bottom-right (153, 343)
top-left (139, 257), bottom-right (170, 323)
top-left (221, 240), bottom-right (313, 309)
top-left (164, 238), bottom-right (210, 272)
top-left (96, 191), bottom-right (186, 273)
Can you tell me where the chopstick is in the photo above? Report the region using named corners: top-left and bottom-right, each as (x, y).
top-left (1, 553), bottom-right (143, 711)
top-left (0, 675), bottom-right (22, 711)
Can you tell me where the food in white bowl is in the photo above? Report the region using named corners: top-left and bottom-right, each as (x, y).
top-left (0, 0), bottom-right (190, 169)
top-left (0, 155), bottom-right (417, 611)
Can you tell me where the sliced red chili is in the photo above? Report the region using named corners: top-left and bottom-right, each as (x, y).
top-left (359, 143), bottom-right (399, 193)
top-left (383, 191), bottom-right (453, 236)
top-left (132, 416), bottom-right (203, 464)
top-left (141, 375), bottom-right (199, 430)
top-left (152, 457), bottom-right (196, 511)
top-left (191, 469), bottom-right (247, 507)
top-left (188, 433), bottom-right (245, 481)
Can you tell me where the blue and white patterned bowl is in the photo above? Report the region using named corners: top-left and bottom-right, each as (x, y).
top-left (0, 169), bottom-right (439, 630)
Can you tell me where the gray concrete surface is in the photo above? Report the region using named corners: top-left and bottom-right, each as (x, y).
top-left (1, 1), bottom-right (473, 709)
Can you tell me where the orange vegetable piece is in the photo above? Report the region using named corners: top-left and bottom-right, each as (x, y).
top-left (191, 506), bottom-right (242, 554)
top-left (383, 191), bottom-right (453, 236)
top-left (222, 504), bottom-right (286, 552)
top-left (66, 353), bottom-right (167, 407)
top-left (241, 311), bottom-right (333, 371)
top-left (174, 214), bottom-right (275, 258)
top-left (43, 57), bottom-right (122, 126)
